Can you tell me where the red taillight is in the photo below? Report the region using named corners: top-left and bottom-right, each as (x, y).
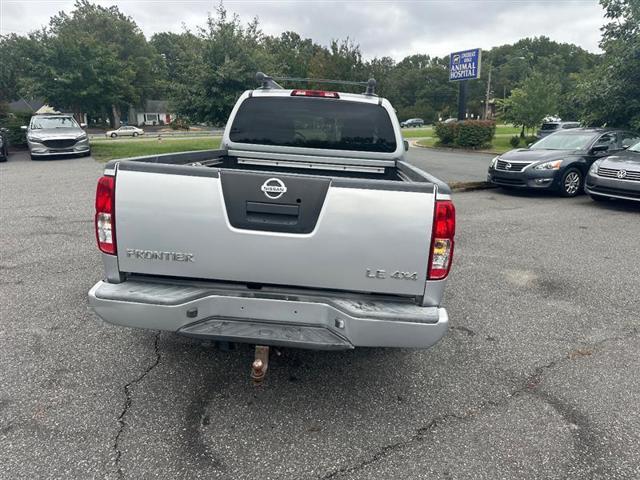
top-left (428, 200), bottom-right (455, 280)
top-left (95, 175), bottom-right (116, 255)
top-left (291, 89), bottom-right (340, 98)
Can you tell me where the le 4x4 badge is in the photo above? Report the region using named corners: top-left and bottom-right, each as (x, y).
top-left (366, 269), bottom-right (418, 281)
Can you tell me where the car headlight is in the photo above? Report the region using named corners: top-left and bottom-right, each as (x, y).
top-left (490, 156), bottom-right (499, 169)
top-left (76, 133), bottom-right (88, 141)
top-left (534, 160), bottom-right (562, 170)
top-left (28, 135), bottom-right (43, 143)
top-left (589, 161), bottom-right (601, 175)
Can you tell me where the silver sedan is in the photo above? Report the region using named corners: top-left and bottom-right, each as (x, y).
top-left (106, 126), bottom-right (145, 138)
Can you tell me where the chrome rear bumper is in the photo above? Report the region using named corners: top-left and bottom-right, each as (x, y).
top-left (88, 279), bottom-right (449, 350)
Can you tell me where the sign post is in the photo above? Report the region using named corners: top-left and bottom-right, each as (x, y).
top-left (449, 48), bottom-right (482, 121)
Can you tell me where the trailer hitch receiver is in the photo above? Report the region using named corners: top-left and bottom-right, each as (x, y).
top-left (250, 345), bottom-right (270, 385)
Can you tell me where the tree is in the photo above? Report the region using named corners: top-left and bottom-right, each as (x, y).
top-left (27, 0), bottom-right (159, 127)
top-left (499, 71), bottom-right (560, 135)
top-left (150, 31), bottom-right (203, 100)
top-left (307, 38), bottom-right (365, 91)
top-left (0, 34), bottom-right (45, 103)
top-left (164, 5), bottom-right (270, 125)
top-left (264, 32), bottom-right (322, 78)
top-left (574, 0), bottom-right (640, 129)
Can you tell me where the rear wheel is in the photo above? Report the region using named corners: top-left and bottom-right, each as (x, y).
top-left (559, 168), bottom-right (582, 197)
top-left (111, 133), bottom-right (117, 138)
top-left (133, 132), bottom-right (138, 137)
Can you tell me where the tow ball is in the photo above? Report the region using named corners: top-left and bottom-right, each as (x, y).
top-left (250, 345), bottom-right (270, 385)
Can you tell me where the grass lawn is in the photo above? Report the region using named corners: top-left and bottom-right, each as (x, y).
top-left (495, 125), bottom-right (521, 135)
top-left (402, 126), bottom-right (433, 138)
top-left (403, 124), bottom-right (519, 140)
top-left (90, 137), bottom-right (222, 161)
top-left (415, 134), bottom-right (528, 155)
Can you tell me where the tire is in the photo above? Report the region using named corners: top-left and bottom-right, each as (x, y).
top-left (111, 133), bottom-right (117, 138)
top-left (559, 168), bottom-right (583, 197)
top-left (589, 193), bottom-right (609, 202)
top-left (133, 132), bottom-right (138, 137)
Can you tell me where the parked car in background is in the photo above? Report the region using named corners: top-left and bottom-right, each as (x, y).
top-left (586, 137), bottom-right (640, 202)
top-left (401, 118), bottom-right (424, 128)
top-left (488, 128), bottom-right (636, 197)
top-left (21, 114), bottom-right (90, 160)
top-left (0, 128), bottom-right (8, 162)
top-left (537, 121), bottom-right (581, 138)
top-left (106, 126), bottom-right (145, 138)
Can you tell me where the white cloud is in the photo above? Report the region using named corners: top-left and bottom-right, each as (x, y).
top-left (0, 0), bottom-right (605, 59)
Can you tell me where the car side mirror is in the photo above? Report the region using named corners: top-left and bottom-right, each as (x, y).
top-left (590, 145), bottom-right (609, 154)
top-left (21, 126), bottom-right (27, 131)
top-left (403, 140), bottom-right (409, 151)
top-left (81, 123), bottom-right (87, 129)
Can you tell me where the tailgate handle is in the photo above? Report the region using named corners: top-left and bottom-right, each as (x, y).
top-left (245, 201), bottom-right (300, 225)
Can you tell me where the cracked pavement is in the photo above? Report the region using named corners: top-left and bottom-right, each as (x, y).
top-left (1, 150), bottom-right (639, 479)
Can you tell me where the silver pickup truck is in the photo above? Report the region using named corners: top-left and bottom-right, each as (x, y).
top-left (88, 75), bottom-right (455, 352)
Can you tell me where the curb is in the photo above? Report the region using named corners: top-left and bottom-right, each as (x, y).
top-left (449, 181), bottom-right (496, 193)
top-left (410, 140), bottom-right (501, 155)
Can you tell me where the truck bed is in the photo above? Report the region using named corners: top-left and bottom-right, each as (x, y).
top-left (104, 148), bottom-right (451, 191)
top-left (103, 148), bottom-right (449, 298)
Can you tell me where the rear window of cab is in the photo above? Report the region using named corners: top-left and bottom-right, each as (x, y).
top-left (229, 96), bottom-right (397, 153)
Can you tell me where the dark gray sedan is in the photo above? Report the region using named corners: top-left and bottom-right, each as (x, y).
top-left (488, 129), bottom-right (640, 197)
top-left (586, 141), bottom-right (640, 202)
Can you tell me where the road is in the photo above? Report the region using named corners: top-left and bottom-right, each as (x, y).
top-left (88, 129), bottom-right (225, 140)
top-left (407, 144), bottom-right (494, 183)
top-left (1, 151), bottom-right (639, 479)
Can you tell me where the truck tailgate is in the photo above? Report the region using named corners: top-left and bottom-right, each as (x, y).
top-left (114, 165), bottom-right (435, 296)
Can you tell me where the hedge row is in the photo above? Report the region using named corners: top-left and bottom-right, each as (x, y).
top-left (434, 120), bottom-right (496, 148)
top-left (0, 111), bottom-right (31, 146)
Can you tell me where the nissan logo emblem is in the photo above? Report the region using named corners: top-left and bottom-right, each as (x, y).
top-left (261, 178), bottom-right (287, 199)
top-left (617, 170), bottom-right (627, 179)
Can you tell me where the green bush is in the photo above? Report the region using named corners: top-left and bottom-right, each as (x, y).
top-left (433, 122), bottom-right (458, 145)
top-left (434, 120), bottom-right (496, 148)
top-left (0, 111), bottom-right (31, 146)
top-left (170, 117), bottom-right (190, 130)
top-left (456, 120), bottom-right (496, 147)
top-left (510, 135), bottom-right (521, 148)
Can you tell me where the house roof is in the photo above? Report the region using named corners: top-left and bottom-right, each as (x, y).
top-left (8, 98), bottom-right (45, 113)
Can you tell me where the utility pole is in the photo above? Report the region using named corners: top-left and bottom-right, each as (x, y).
top-left (484, 62), bottom-right (492, 120)
top-left (457, 81), bottom-right (468, 121)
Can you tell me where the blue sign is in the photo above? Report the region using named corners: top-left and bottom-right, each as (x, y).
top-left (449, 48), bottom-right (482, 81)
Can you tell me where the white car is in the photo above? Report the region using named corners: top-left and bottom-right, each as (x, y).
top-left (106, 126), bottom-right (145, 138)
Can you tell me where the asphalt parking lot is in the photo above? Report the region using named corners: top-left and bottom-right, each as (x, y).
top-left (1, 150), bottom-right (639, 479)
top-left (407, 144), bottom-right (495, 183)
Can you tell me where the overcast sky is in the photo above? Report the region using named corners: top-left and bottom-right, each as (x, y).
top-left (1, 0), bottom-right (605, 59)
